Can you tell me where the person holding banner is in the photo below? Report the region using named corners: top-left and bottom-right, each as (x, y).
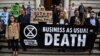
top-left (5, 15), bottom-right (19, 56)
top-left (57, 10), bottom-right (69, 25)
top-left (18, 8), bottom-right (30, 51)
top-left (85, 11), bottom-right (99, 50)
top-left (56, 10), bottom-right (69, 52)
top-left (37, 4), bottom-right (45, 11)
top-left (70, 9), bottom-right (81, 26)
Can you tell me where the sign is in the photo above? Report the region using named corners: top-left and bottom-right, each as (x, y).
top-left (0, 12), bottom-right (9, 25)
top-left (21, 24), bottom-right (96, 50)
top-left (31, 11), bottom-right (53, 23)
top-left (11, 3), bottom-right (19, 18)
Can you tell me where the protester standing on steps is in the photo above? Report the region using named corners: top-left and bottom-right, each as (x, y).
top-left (0, 17), bottom-right (5, 49)
top-left (70, 3), bottom-right (76, 18)
top-left (5, 15), bottom-right (20, 56)
top-left (78, 3), bottom-right (86, 23)
top-left (26, 1), bottom-right (32, 16)
top-left (85, 11), bottom-right (99, 50)
top-left (0, 17), bottom-right (5, 38)
top-left (18, 8), bottom-right (30, 51)
top-left (97, 11), bottom-right (100, 50)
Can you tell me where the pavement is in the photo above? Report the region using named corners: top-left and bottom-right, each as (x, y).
top-left (0, 54), bottom-right (99, 56)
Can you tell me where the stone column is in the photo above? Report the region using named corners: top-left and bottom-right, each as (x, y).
top-left (64, 0), bottom-right (70, 18)
top-left (36, 0), bottom-right (41, 8)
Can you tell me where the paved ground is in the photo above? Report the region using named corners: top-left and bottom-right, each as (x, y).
top-left (0, 54), bottom-right (100, 56)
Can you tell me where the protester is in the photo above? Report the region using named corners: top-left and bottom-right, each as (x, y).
top-left (70, 9), bottom-right (81, 26)
top-left (85, 11), bottom-right (99, 50)
top-left (0, 7), bottom-right (9, 40)
top-left (37, 4), bottom-right (45, 11)
top-left (5, 15), bottom-right (19, 56)
top-left (18, 8), bottom-right (30, 51)
top-left (0, 17), bottom-right (5, 37)
top-left (0, 17), bottom-right (5, 49)
top-left (22, 5), bottom-right (26, 10)
top-left (40, 5), bottom-right (45, 11)
top-left (85, 11), bottom-right (99, 30)
top-left (0, 6), bottom-right (9, 49)
top-left (85, 7), bottom-right (92, 19)
top-left (98, 11), bottom-right (100, 16)
top-left (99, 12), bottom-right (100, 50)
top-left (57, 10), bottom-right (69, 25)
top-left (26, 1), bottom-right (31, 16)
top-left (53, 5), bottom-right (61, 24)
top-left (78, 3), bottom-right (86, 22)
top-left (63, 4), bottom-right (68, 19)
top-left (2, 7), bottom-right (9, 25)
top-left (57, 10), bottom-right (69, 52)
top-left (70, 3), bottom-right (76, 17)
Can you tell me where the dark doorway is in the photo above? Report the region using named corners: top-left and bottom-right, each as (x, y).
top-left (52, 0), bottom-right (61, 5)
top-left (44, 0), bottom-right (52, 10)
top-left (44, 0), bottom-right (61, 10)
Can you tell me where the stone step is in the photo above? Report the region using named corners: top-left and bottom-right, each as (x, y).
top-left (71, 1), bottom-right (100, 4)
top-left (0, 48), bottom-right (100, 55)
top-left (71, 0), bottom-right (100, 12)
top-left (0, 41), bottom-right (99, 46)
top-left (0, 54), bottom-right (99, 56)
top-left (0, 1), bottom-right (24, 4)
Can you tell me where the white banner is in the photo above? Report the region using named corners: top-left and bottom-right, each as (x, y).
top-left (31, 11), bottom-right (53, 23)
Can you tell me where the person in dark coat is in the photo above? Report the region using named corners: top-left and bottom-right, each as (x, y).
top-left (0, 17), bottom-right (5, 49)
top-left (53, 5), bottom-right (61, 24)
top-left (18, 8), bottom-right (30, 51)
top-left (57, 10), bottom-right (69, 52)
top-left (85, 11), bottom-right (99, 31)
top-left (57, 10), bottom-right (69, 25)
top-left (85, 11), bottom-right (99, 50)
top-left (18, 8), bottom-right (30, 24)
top-left (70, 10), bottom-right (81, 26)
top-left (78, 3), bottom-right (86, 22)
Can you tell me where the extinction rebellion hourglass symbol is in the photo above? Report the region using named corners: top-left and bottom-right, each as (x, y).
top-left (24, 25), bottom-right (37, 39)
top-left (23, 25), bottom-right (38, 46)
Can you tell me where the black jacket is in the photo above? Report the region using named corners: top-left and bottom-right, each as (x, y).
top-left (57, 18), bottom-right (69, 25)
top-left (70, 16), bottom-right (81, 26)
